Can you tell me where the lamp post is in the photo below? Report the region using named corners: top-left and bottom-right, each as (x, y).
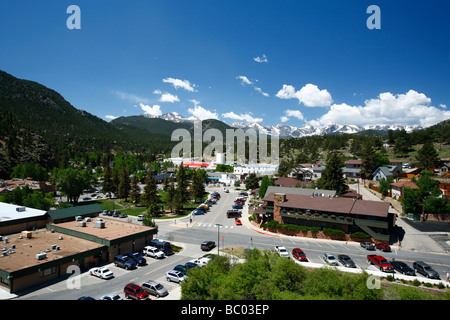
top-left (215, 224), bottom-right (222, 256)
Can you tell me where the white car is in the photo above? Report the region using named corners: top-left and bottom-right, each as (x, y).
top-left (323, 253), bottom-right (338, 266)
top-left (89, 267), bottom-right (114, 279)
top-left (98, 294), bottom-right (122, 300)
top-left (275, 246), bottom-right (290, 258)
top-left (189, 257), bottom-right (212, 267)
top-left (166, 270), bottom-right (187, 283)
top-left (137, 215), bottom-right (144, 221)
top-left (143, 246), bottom-right (165, 259)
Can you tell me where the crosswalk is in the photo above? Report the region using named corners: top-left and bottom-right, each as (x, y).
top-left (195, 223), bottom-right (235, 229)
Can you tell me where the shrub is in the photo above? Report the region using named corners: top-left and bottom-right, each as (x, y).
top-left (351, 232), bottom-right (371, 239)
top-left (323, 228), bottom-right (345, 236)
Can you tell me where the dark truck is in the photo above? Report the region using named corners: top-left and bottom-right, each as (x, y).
top-left (226, 209), bottom-right (241, 218)
top-left (367, 255), bottom-right (394, 273)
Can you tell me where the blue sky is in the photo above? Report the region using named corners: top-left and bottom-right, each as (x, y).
top-left (1, 0), bottom-right (449, 128)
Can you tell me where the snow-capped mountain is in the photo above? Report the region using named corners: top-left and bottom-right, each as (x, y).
top-left (230, 122), bottom-right (422, 138)
top-left (142, 111), bottom-right (422, 138)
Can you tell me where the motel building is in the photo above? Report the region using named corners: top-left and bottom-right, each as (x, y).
top-left (0, 202), bottom-right (156, 294)
top-left (255, 186), bottom-right (395, 243)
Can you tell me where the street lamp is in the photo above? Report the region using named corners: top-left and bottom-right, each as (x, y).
top-left (215, 224), bottom-right (222, 256)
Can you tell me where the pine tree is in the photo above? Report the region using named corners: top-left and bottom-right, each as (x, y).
top-left (190, 169), bottom-right (205, 203)
top-left (176, 163), bottom-right (189, 205)
top-left (416, 142), bottom-right (439, 169)
top-left (102, 164), bottom-right (114, 198)
top-left (130, 175), bottom-right (140, 205)
top-left (118, 167), bottom-right (131, 201)
top-left (141, 171), bottom-right (161, 216)
top-left (360, 141), bottom-right (376, 179)
top-left (317, 151), bottom-right (348, 196)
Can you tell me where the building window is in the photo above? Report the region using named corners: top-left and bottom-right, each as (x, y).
top-left (41, 267), bottom-right (57, 278)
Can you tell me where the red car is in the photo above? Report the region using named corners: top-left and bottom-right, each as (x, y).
top-left (292, 248), bottom-right (308, 262)
top-left (375, 243), bottom-right (391, 252)
top-left (124, 283), bottom-right (150, 300)
top-left (235, 218), bottom-right (242, 225)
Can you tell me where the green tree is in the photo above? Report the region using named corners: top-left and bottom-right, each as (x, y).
top-left (130, 175), bottom-right (140, 205)
top-left (416, 142), bottom-right (439, 169)
top-left (360, 141), bottom-right (376, 179)
top-left (378, 176), bottom-right (394, 196)
top-left (140, 171), bottom-right (161, 216)
top-left (176, 163), bottom-right (189, 205)
top-left (244, 173), bottom-right (259, 190)
top-left (102, 164), bottom-right (114, 198)
top-left (259, 175), bottom-right (274, 198)
top-left (51, 167), bottom-right (90, 205)
top-left (117, 167), bottom-right (131, 201)
top-left (402, 187), bottom-right (420, 214)
top-left (189, 169), bottom-right (205, 203)
top-left (317, 151), bottom-right (348, 196)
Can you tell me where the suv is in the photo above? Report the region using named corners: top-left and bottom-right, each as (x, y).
top-left (150, 239), bottom-right (174, 256)
top-left (166, 270), bottom-right (187, 283)
top-left (201, 241), bottom-right (215, 251)
top-left (143, 246), bottom-right (165, 259)
top-left (413, 261), bottom-right (440, 279)
top-left (292, 248), bottom-right (308, 262)
top-left (141, 280), bottom-right (168, 298)
top-left (123, 283), bottom-right (150, 300)
top-left (360, 242), bottom-right (375, 250)
top-left (375, 243), bottom-right (391, 252)
top-left (126, 252), bottom-right (147, 266)
top-left (114, 255), bottom-right (137, 270)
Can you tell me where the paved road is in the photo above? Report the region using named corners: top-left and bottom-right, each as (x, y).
top-left (12, 187), bottom-right (450, 300)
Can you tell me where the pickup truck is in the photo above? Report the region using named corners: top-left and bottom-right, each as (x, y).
top-left (143, 246), bottom-right (165, 259)
top-left (275, 246), bottom-right (290, 258)
top-left (367, 255), bottom-right (394, 272)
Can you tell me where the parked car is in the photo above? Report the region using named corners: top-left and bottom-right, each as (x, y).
top-left (201, 241), bottom-right (216, 251)
top-left (113, 255), bottom-right (137, 270)
top-left (184, 261), bottom-right (200, 270)
top-left (375, 243), bottom-right (391, 252)
top-left (141, 280), bottom-right (168, 298)
top-left (391, 261), bottom-right (416, 276)
top-left (275, 246), bottom-right (290, 258)
top-left (292, 248), bottom-right (308, 262)
top-left (166, 270), bottom-right (187, 283)
top-left (137, 215), bottom-right (144, 221)
top-left (367, 255), bottom-right (394, 273)
top-left (126, 252), bottom-right (147, 266)
top-left (123, 283), bottom-right (150, 300)
top-left (150, 239), bottom-right (174, 256)
top-left (360, 242), bottom-right (375, 250)
top-left (119, 213), bottom-right (128, 218)
top-left (338, 255), bottom-right (356, 268)
top-left (189, 257), bottom-right (212, 268)
top-left (413, 261), bottom-right (440, 279)
top-left (323, 253), bottom-right (338, 266)
top-left (174, 264), bottom-right (188, 275)
top-left (98, 294), bottom-right (122, 300)
top-left (192, 209), bottom-right (204, 215)
top-left (89, 267), bottom-right (114, 279)
top-left (143, 246), bottom-right (165, 259)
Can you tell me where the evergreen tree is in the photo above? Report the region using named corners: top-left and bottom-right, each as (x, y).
top-left (415, 142), bottom-right (439, 169)
top-left (130, 175), bottom-right (140, 205)
top-left (141, 171), bottom-right (161, 216)
top-left (165, 182), bottom-right (176, 213)
top-left (360, 141), bottom-right (376, 179)
top-left (190, 169), bottom-right (205, 203)
top-left (102, 164), bottom-right (114, 199)
top-left (317, 151), bottom-right (348, 196)
top-left (245, 173), bottom-right (259, 190)
top-left (118, 167), bottom-right (131, 201)
top-left (259, 175), bottom-right (274, 198)
top-left (176, 163), bottom-right (189, 205)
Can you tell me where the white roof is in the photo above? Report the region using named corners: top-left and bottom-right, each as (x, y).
top-left (0, 202), bottom-right (47, 222)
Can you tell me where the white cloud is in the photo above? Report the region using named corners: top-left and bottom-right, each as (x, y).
top-left (285, 109), bottom-right (304, 120)
top-left (254, 86), bottom-right (269, 97)
top-left (222, 111), bottom-right (263, 123)
top-left (440, 104), bottom-right (447, 109)
top-left (187, 100), bottom-right (218, 120)
top-left (113, 90), bottom-right (151, 104)
top-left (105, 115), bottom-right (119, 120)
top-left (276, 83), bottom-right (333, 107)
top-left (253, 54), bottom-right (269, 63)
top-left (162, 77), bottom-right (197, 92)
top-left (153, 90), bottom-right (179, 103)
top-left (140, 103), bottom-right (163, 118)
top-left (237, 75), bottom-right (253, 85)
top-left (310, 90), bottom-right (450, 128)
top-left (280, 116), bottom-right (289, 123)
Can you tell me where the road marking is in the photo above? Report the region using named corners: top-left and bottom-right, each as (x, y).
top-left (145, 256), bottom-right (186, 276)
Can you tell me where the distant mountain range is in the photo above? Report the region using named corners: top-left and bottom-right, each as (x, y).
top-left (141, 111), bottom-right (422, 138)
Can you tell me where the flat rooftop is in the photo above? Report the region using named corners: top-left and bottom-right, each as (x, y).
top-left (0, 228), bottom-right (104, 274)
top-left (0, 202), bottom-right (47, 222)
top-left (48, 217), bottom-right (156, 241)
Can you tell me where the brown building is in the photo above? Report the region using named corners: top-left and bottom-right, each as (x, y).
top-left (260, 191), bottom-right (393, 242)
top-left (0, 203), bottom-right (156, 293)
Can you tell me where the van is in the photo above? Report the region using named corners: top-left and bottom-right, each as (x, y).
top-left (114, 255), bottom-right (137, 270)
